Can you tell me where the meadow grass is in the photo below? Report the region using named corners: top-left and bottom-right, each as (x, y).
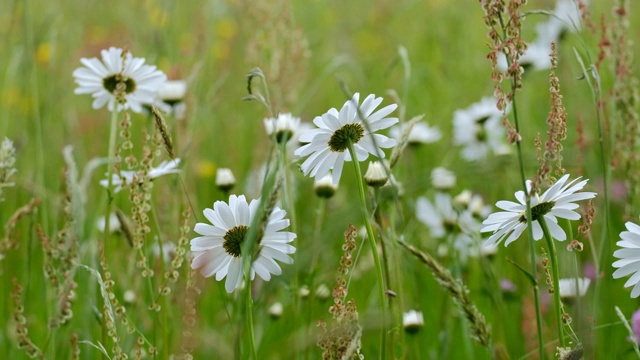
top-left (1, 0), bottom-right (640, 358)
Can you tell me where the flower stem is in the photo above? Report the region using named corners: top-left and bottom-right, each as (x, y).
top-left (498, 13), bottom-right (545, 359)
top-left (101, 108), bottom-right (119, 357)
top-left (539, 216), bottom-right (566, 348)
top-left (346, 141), bottom-right (387, 359)
top-left (103, 109), bottom-right (119, 246)
top-left (245, 284), bottom-right (258, 359)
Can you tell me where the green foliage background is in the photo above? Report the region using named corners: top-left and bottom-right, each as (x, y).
top-left (1, 0), bottom-right (639, 358)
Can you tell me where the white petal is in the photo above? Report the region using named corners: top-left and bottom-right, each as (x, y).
top-left (225, 258), bottom-right (243, 293)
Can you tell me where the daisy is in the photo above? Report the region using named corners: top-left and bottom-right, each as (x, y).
top-left (481, 174), bottom-right (596, 247)
top-left (549, 0), bottom-right (586, 34)
top-left (389, 121), bottom-right (441, 145)
top-left (157, 80), bottom-right (187, 105)
top-left (403, 310), bottom-right (424, 334)
top-left (613, 222), bottom-right (640, 298)
top-left (190, 194), bottom-right (296, 293)
top-left (215, 168), bottom-right (236, 192)
top-left (294, 93), bottom-right (398, 185)
top-left (416, 193), bottom-right (458, 239)
top-left (453, 97), bottom-right (508, 161)
top-left (100, 158), bottom-right (181, 192)
top-left (364, 161), bottom-right (388, 187)
top-left (151, 80), bottom-right (188, 117)
top-left (431, 167), bottom-right (456, 191)
top-left (314, 173), bottom-right (338, 198)
top-left (557, 277), bottom-right (591, 299)
top-left (416, 193), bottom-right (479, 261)
top-left (73, 47), bottom-right (167, 113)
top-left (0, 137), bottom-right (17, 201)
top-left (264, 113), bottom-right (301, 143)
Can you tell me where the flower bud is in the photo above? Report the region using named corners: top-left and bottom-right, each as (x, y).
top-left (364, 161), bottom-right (388, 187)
top-left (216, 168), bottom-right (236, 192)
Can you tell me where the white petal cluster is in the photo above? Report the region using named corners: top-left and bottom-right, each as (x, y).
top-left (295, 93), bottom-right (398, 185)
top-left (481, 174), bottom-right (596, 247)
top-left (73, 47), bottom-right (167, 113)
top-left (190, 195), bottom-right (297, 293)
top-left (453, 97), bottom-right (508, 161)
top-left (613, 222), bottom-right (640, 298)
top-left (100, 158), bottom-right (181, 193)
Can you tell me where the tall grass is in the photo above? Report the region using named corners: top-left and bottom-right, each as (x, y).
top-left (1, 0), bottom-right (640, 358)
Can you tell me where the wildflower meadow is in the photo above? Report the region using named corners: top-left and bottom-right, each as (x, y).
top-left (2, 0), bottom-right (640, 359)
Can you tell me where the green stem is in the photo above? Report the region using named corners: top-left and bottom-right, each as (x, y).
top-left (245, 283), bottom-right (257, 359)
top-left (310, 198), bottom-right (326, 270)
top-left (373, 189), bottom-right (396, 358)
top-left (150, 206), bottom-right (170, 357)
top-left (100, 108), bottom-right (119, 358)
top-left (539, 217), bottom-right (565, 348)
top-left (103, 109), bottom-right (119, 247)
top-left (280, 139), bottom-right (299, 301)
top-left (346, 141), bottom-right (387, 359)
top-left (497, 12), bottom-right (545, 358)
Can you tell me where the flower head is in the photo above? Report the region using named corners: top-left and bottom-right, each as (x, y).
top-left (453, 97), bottom-right (508, 161)
top-left (364, 161), bottom-right (388, 187)
top-left (295, 93), bottom-right (398, 185)
top-left (0, 137), bottom-right (17, 202)
top-left (612, 222), bottom-right (640, 298)
top-left (314, 173), bottom-right (338, 198)
top-left (100, 158), bottom-right (181, 193)
top-left (416, 193), bottom-right (481, 261)
top-left (96, 213), bottom-right (121, 233)
top-left (558, 277), bottom-right (591, 299)
top-left (157, 80), bottom-right (187, 105)
top-left (550, 0), bottom-right (586, 34)
top-left (403, 310), bottom-right (424, 334)
top-left (481, 174), bottom-right (596, 247)
top-left (264, 113), bottom-right (301, 143)
top-left (151, 80), bottom-right (188, 119)
top-left (73, 47), bottom-right (167, 113)
top-left (431, 167), bottom-right (456, 191)
top-left (216, 168), bottom-right (236, 192)
top-left (190, 194), bottom-right (297, 293)
top-left (390, 121), bottom-right (441, 145)
top-left (269, 302), bottom-right (284, 319)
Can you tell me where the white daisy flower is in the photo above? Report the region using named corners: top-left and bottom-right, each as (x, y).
top-left (96, 213), bottom-right (121, 233)
top-left (0, 137), bottom-right (17, 201)
top-left (149, 159), bottom-right (182, 178)
top-left (613, 222), bottom-right (640, 298)
top-left (73, 47), bottom-right (167, 113)
top-left (364, 161), bottom-right (388, 187)
top-left (390, 121), bottom-right (441, 145)
top-left (518, 41), bottom-right (554, 71)
top-left (268, 302), bottom-right (284, 318)
top-left (453, 97), bottom-right (507, 161)
top-left (295, 93), bottom-right (398, 185)
top-left (496, 22), bottom-right (558, 73)
top-left (416, 193), bottom-right (458, 239)
top-left (264, 113), bottom-right (301, 143)
top-left (150, 80), bottom-right (188, 116)
top-left (157, 80), bottom-right (187, 105)
top-left (216, 168), bottom-right (236, 192)
top-left (416, 193), bottom-right (478, 261)
top-left (550, 0), bottom-right (586, 34)
top-left (314, 173), bottom-right (338, 198)
top-left (431, 167), bottom-right (456, 191)
top-left (481, 174), bottom-right (596, 247)
top-left (190, 194), bottom-right (297, 293)
top-left (100, 158), bottom-right (181, 192)
top-left (403, 310), bottom-right (424, 334)
top-left (558, 277), bottom-right (591, 299)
